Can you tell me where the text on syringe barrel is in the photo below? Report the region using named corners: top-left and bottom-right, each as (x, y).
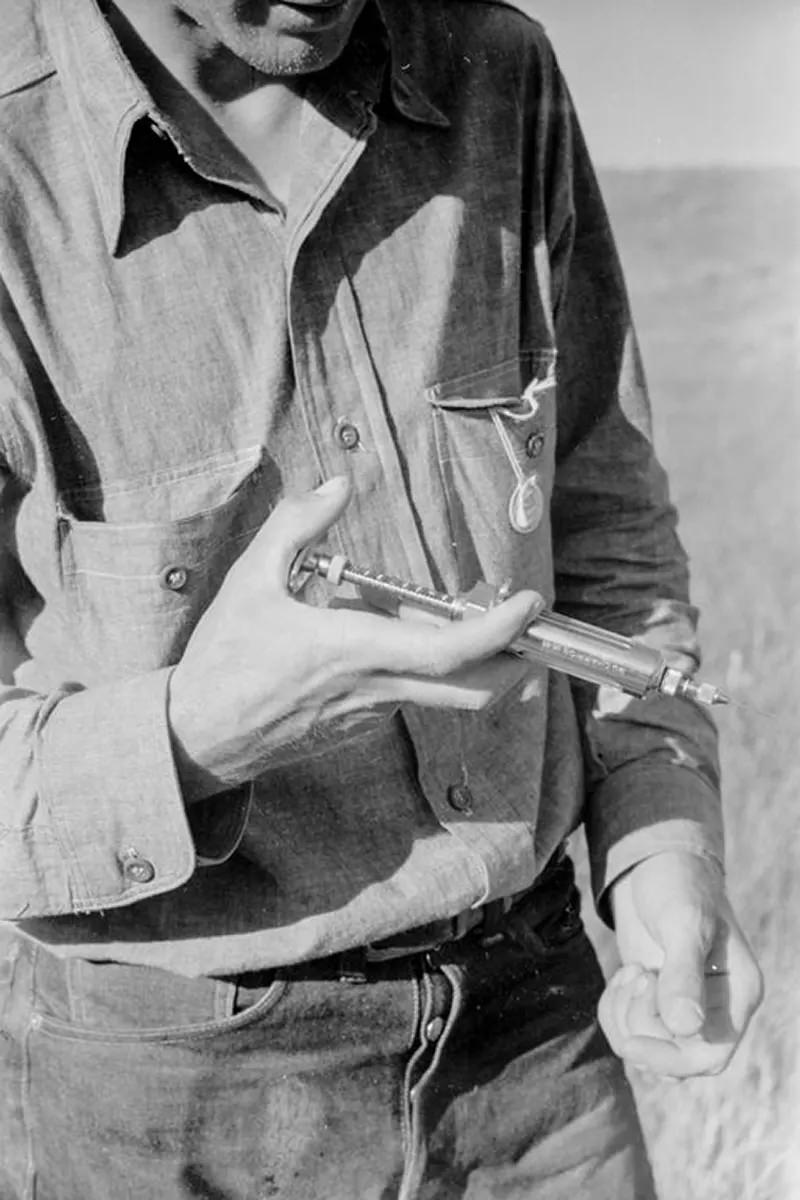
top-left (509, 610), bottom-right (665, 695)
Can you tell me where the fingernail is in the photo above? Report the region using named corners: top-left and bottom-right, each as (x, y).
top-left (527, 593), bottom-right (545, 616)
top-left (667, 997), bottom-right (704, 1033)
top-left (315, 476), bottom-right (348, 495)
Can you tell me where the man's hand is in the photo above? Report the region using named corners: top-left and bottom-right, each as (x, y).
top-left (598, 850), bottom-right (763, 1079)
top-left (167, 476), bottom-right (543, 797)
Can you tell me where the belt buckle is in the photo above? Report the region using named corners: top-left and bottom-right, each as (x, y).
top-left (363, 915), bottom-right (460, 962)
top-left (362, 891), bottom-right (523, 964)
top-left (363, 939), bottom-right (437, 964)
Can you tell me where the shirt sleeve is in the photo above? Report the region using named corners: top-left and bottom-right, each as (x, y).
top-left (0, 444), bottom-right (249, 922)
top-left (543, 58), bottom-right (724, 917)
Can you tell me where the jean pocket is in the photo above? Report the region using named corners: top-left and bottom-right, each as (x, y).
top-left (56, 446), bottom-right (273, 678)
top-left (23, 975), bottom-right (292, 1200)
top-left (31, 955), bottom-right (289, 1046)
top-left (23, 966), bottom-right (419, 1200)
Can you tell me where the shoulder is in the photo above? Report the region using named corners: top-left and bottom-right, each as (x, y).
top-left (450, 0), bottom-right (544, 28)
top-left (383, 0), bottom-right (557, 74)
top-left (433, 1), bottom-right (560, 100)
top-left (397, 0), bottom-right (559, 80)
top-left (438, 0), bottom-right (551, 48)
top-left (0, 0), bottom-right (55, 101)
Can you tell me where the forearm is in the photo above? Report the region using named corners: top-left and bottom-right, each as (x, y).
top-left (583, 696), bottom-right (723, 916)
top-left (547, 80), bottom-right (723, 910)
top-left (552, 331), bottom-right (723, 907)
top-left (554, 385), bottom-right (724, 911)
top-left (0, 537), bottom-right (191, 919)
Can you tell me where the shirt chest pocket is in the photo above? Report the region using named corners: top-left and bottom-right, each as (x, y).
top-left (425, 351), bottom-right (557, 596)
top-left (57, 448), bottom-right (273, 680)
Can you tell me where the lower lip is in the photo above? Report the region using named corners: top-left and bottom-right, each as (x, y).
top-left (273, 0), bottom-right (347, 23)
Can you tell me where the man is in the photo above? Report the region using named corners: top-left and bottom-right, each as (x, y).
top-left (0, 1), bottom-right (762, 1197)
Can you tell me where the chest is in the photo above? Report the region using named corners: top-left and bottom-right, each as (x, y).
top-left (10, 118), bottom-right (552, 495)
top-left (6, 106), bottom-right (562, 682)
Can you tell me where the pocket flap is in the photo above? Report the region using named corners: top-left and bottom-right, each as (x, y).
top-left (425, 350), bottom-right (556, 412)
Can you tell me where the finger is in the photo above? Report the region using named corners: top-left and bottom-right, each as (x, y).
top-left (242, 476), bottom-right (353, 593)
top-left (707, 916), bottom-right (764, 1035)
top-left (347, 590), bottom-right (543, 678)
top-left (700, 971), bottom-right (737, 1043)
top-left (598, 981), bottom-right (622, 1054)
top-left (621, 1033), bottom-right (733, 1080)
top-left (599, 965), bottom-right (647, 1052)
top-left (372, 652), bottom-right (538, 711)
top-left (656, 905), bottom-right (715, 1037)
top-left (599, 966), bottom-right (668, 1054)
top-left (620, 971), bottom-right (671, 1042)
top-left (602, 964), bottom-right (645, 1045)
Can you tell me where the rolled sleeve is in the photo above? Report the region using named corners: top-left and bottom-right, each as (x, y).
top-left (586, 733), bottom-right (724, 923)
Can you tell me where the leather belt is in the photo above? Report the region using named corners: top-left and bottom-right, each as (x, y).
top-left (360, 841), bottom-right (569, 963)
top-left (226, 846), bottom-right (573, 996)
top-left (362, 893), bottom-right (520, 962)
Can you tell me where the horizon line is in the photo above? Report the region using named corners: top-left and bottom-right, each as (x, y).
top-left (596, 160), bottom-right (800, 173)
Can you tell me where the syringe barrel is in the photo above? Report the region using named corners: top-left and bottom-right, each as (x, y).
top-left (509, 611), bottom-right (664, 696)
top-left (299, 551), bottom-right (667, 697)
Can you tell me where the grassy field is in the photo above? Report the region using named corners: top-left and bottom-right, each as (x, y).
top-left (582, 167), bottom-right (800, 1200)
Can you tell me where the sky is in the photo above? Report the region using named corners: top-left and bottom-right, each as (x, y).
top-left (514, 0), bottom-right (800, 168)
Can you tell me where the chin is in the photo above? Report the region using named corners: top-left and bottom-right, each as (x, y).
top-left (224, 1), bottom-right (367, 77)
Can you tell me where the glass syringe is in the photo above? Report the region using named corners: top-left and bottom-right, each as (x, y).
top-left (294, 550), bottom-right (729, 707)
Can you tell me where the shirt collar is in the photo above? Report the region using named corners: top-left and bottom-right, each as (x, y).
top-left (41, 0), bottom-right (450, 254)
top-left (306, 1), bottom-right (450, 130)
top-left (41, 0), bottom-right (156, 253)
top-left (376, 1), bottom-right (451, 130)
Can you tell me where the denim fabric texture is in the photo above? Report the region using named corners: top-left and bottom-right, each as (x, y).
top-left (0, 0), bottom-right (721, 978)
top-left (0, 859), bottom-right (656, 1200)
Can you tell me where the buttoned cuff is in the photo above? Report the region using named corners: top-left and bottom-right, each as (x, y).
top-left (37, 669), bottom-right (197, 913)
top-left (586, 763), bottom-right (724, 926)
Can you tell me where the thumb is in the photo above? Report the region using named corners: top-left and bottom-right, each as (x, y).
top-left (656, 909), bottom-right (713, 1037)
top-left (251, 475), bottom-right (352, 592)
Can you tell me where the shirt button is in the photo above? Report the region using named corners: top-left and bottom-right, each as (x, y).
top-left (447, 784), bottom-right (474, 815)
top-left (335, 419), bottom-right (361, 451)
top-left (161, 565), bottom-right (189, 591)
top-left (120, 848), bottom-right (155, 885)
top-left (425, 1017), bottom-right (445, 1043)
top-left (525, 432), bottom-right (545, 459)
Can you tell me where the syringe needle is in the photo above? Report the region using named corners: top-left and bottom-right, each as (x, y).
top-left (723, 696), bottom-right (775, 720)
top-left (662, 676), bottom-right (730, 707)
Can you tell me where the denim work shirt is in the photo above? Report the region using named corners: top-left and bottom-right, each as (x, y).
top-left (0, 0), bottom-right (722, 976)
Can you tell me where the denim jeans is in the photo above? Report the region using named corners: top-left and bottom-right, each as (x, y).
top-left (0, 864), bottom-right (655, 1200)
